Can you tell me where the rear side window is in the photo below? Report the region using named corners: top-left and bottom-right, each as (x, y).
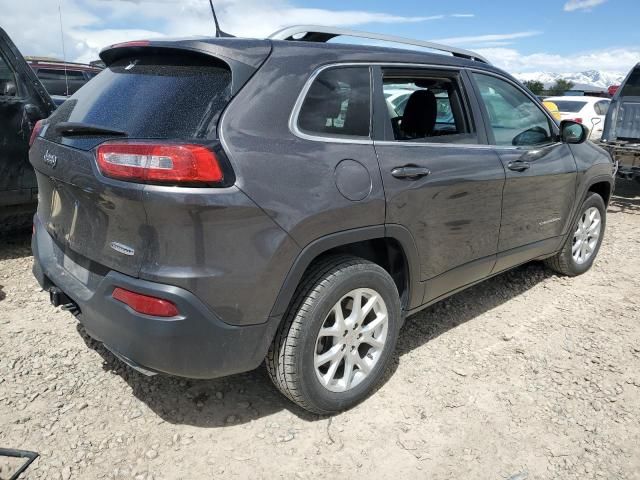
top-left (47, 53), bottom-right (232, 141)
top-left (298, 67), bottom-right (371, 138)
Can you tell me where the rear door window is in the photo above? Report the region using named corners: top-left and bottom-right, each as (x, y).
top-left (381, 70), bottom-right (476, 144)
top-left (45, 53), bottom-right (232, 147)
top-left (297, 67), bottom-right (371, 139)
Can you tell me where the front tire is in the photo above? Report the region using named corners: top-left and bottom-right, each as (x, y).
top-left (545, 192), bottom-right (606, 276)
top-left (266, 255), bottom-right (401, 414)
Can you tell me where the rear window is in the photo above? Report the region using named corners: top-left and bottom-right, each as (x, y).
top-left (620, 67), bottom-right (640, 96)
top-left (46, 53), bottom-right (232, 142)
top-left (551, 100), bottom-right (587, 113)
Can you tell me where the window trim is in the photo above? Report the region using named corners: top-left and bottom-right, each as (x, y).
top-left (467, 68), bottom-right (561, 150)
top-left (290, 62), bottom-right (495, 147)
top-left (290, 64), bottom-right (374, 145)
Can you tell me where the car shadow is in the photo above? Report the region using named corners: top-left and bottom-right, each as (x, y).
top-left (77, 262), bottom-right (553, 427)
top-left (608, 178), bottom-right (640, 215)
top-left (0, 230), bottom-right (32, 261)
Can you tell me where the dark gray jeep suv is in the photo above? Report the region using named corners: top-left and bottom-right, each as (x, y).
top-left (30, 26), bottom-right (615, 413)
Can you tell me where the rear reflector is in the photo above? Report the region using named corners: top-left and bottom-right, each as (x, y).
top-left (96, 142), bottom-right (223, 184)
top-left (29, 120), bottom-right (44, 148)
top-left (112, 287), bottom-right (179, 317)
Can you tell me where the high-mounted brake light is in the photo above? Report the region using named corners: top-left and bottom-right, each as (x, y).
top-left (110, 40), bottom-right (151, 49)
top-left (112, 287), bottom-right (179, 317)
top-left (96, 142), bottom-right (223, 185)
top-left (29, 120), bottom-right (44, 148)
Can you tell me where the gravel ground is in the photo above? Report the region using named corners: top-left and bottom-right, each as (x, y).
top-left (1, 180), bottom-right (639, 480)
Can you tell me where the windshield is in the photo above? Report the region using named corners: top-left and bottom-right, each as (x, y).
top-left (551, 100), bottom-right (587, 113)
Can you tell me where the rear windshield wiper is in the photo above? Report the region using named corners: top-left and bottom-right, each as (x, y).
top-left (54, 122), bottom-right (128, 137)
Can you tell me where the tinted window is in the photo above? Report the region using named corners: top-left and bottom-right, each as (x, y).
top-left (473, 73), bottom-right (552, 147)
top-left (298, 67), bottom-right (371, 138)
top-left (0, 52), bottom-right (17, 96)
top-left (620, 67), bottom-right (640, 96)
top-left (37, 69), bottom-right (85, 80)
top-left (382, 72), bottom-right (475, 143)
top-left (45, 53), bottom-right (232, 145)
top-left (552, 100), bottom-right (587, 113)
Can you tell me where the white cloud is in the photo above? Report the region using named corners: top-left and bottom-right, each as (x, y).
top-left (450, 13), bottom-right (475, 18)
top-left (564, 0), bottom-right (607, 12)
top-left (433, 31), bottom-right (542, 46)
top-left (0, 0), bottom-right (449, 62)
top-left (476, 46), bottom-right (640, 74)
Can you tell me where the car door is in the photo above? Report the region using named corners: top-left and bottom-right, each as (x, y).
top-left (0, 28), bottom-right (55, 210)
top-left (468, 71), bottom-right (577, 272)
top-left (372, 66), bottom-right (506, 304)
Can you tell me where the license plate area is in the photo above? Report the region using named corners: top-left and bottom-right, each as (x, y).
top-left (63, 252), bottom-right (90, 285)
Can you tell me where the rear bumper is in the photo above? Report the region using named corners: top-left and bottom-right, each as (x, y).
top-left (32, 217), bottom-right (281, 379)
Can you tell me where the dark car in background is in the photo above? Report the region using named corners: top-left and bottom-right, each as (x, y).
top-left (27, 58), bottom-right (102, 97)
top-left (602, 63), bottom-right (640, 182)
top-left (0, 28), bottom-right (55, 231)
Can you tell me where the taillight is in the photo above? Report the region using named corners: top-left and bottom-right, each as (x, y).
top-left (96, 142), bottom-right (223, 185)
top-left (572, 118), bottom-right (583, 124)
top-left (112, 287), bottom-right (179, 317)
top-left (29, 120), bottom-right (44, 148)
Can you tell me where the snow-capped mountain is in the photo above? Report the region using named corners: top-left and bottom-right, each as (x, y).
top-left (514, 70), bottom-right (625, 90)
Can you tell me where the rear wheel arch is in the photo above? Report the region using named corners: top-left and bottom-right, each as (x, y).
top-left (269, 226), bottom-right (421, 319)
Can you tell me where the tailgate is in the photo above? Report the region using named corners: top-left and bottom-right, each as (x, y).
top-left (30, 139), bottom-right (147, 277)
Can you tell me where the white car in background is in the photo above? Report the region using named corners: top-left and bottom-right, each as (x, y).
top-left (544, 96), bottom-right (611, 141)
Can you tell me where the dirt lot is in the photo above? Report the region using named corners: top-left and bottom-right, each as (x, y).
top-left (1, 180), bottom-right (639, 480)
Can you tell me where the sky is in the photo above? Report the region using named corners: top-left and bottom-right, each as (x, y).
top-left (1, 0), bottom-right (639, 74)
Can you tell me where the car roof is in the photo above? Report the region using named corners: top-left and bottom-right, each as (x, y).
top-left (100, 36), bottom-right (510, 79)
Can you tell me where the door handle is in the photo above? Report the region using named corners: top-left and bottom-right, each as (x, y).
top-left (391, 166), bottom-right (431, 179)
top-left (507, 161), bottom-right (530, 172)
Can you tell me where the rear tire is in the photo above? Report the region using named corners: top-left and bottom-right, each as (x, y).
top-left (266, 255), bottom-right (401, 414)
top-left (545, 192), bottom-right (606, 276)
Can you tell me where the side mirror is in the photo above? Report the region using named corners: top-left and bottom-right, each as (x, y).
top-left (560, 120), bottom-right (589, 144)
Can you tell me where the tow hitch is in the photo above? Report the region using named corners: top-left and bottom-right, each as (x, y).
top-left (49, 287), bottom-right (80, 316)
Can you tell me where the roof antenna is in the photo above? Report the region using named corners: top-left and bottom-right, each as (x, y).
top-left (208, 0), bottom-right (234, 38)
top-left (58, 3), bottom-right (70, 96)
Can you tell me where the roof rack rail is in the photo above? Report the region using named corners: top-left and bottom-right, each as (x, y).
top-left (269, 25), bottom-right (490, 64)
